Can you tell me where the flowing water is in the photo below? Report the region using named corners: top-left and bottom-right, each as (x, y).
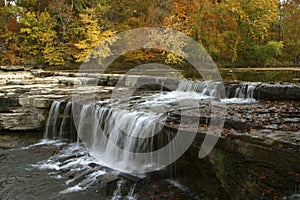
top-left (0, 80), bottom-right (261, 199)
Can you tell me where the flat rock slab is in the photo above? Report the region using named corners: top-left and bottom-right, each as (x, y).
top-left (99, 174), bottom-right (120, 184)
top-left (0, 66), bottom-right (25, 71)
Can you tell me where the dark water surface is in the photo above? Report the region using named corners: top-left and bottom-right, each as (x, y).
top-left (0, 132), bottom-right (208, 200)
top-left (105, 67), bottom-right (300, 83)
top-left (220, 69), bottom-right (300, 83)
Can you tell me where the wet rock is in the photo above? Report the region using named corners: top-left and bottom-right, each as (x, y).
top-left (119, 173), bottom-right (142, 183)
top-left (0, 135), bottom-right (19, 148)
top-left (254, 83), bottom-right (300, 101)
top-left (100, 174), bottom-right (120, 184)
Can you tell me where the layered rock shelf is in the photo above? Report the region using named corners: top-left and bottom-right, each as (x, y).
top-left (0, 68), bottom-right (299, 132)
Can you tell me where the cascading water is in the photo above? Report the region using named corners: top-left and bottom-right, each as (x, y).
top-left (44, 99), bottom-right (63, 139)
top-left (223, 82), bottom-right (257, 104)
top-left (234, 84), bottom-right (256, 99)
top-left (177, 80), bottom-right (258, 103)
top-left (74, 97), bottom-right (178, 173)
top-left (44, 100), bottom-right (75, 140)
top-left (59, 102), bottom-right (73, 139)
top-left (33, 79), bottom-right (259, 198)
top-left (176, 80), bottom-right (218, 98)
top-left (111, 180), bottom-right (124, 200)
top-left (41, 80), bottom-right (258, 174)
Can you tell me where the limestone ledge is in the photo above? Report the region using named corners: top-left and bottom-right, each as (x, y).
top-left (0, 69), bottom-right (120, 131)
top-left (0, 68), bottom-right (300, 131)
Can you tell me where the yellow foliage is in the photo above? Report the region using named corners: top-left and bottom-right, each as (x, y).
top-left (73, 8), bottom-right (116, 63)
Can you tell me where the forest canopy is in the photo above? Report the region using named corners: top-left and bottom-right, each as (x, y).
top-left (0, 0), bottom-right (299, 68)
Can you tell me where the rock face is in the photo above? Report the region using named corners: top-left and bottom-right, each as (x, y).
top-left (207, 136), bottom-right (300, 200)
top-left (0, 69), bottom-right (182, 131)
top-left (0, 68), bottom-right (300, 131)
top-left (255, 83), bottom-right (300, 101)
top-left (224, 82), bottom-right (300, 101)
top-left (163, 125), bottom-right (300, 200)
top-left (0, 70), bottom-right (70, 131)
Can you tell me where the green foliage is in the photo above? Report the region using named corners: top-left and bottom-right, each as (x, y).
top-left (263, 41), bottom-right (284, 65)
top-left (279, 0), bottom-right (300, 65)
top-left (237, 41), bottom-right (283, 66)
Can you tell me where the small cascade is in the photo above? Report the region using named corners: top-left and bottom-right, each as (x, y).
top-left (126, 184), bottom-right (137, 200)
top-left (44, 100), bottom-right (75, 140)
top-left (177, 80), bottom-right (218, 98)
top-left (75, 102), bottom-right (167, 173)
top-left (44, 100), bottom-right (63, 139)
top-left (223, 82), bottom-right (258, 103)
top-left (59, 102), bottom-right (73, 139)
top-left (111, 180), bottom-right (137, 200)
top-left (112, 180), bottom-right (124, 200)
top-left (177, 80), bottom-right (258, 103)
top-left (234, 84), bottom-right (256, 99)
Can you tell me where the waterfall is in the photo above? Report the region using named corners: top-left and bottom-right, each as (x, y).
top-left (59, 102), bottom-right (73, 139)
top-left (75, 102), bottom-right (166, 173)
top-left (42, 80), bottom-right (257, 173)
top-left (44, 100), bottom-right (75, 140)
top-left (234, 83), bottom-right (256, 99)
top-left (126, 183), bottom-right (137, 200)
top-left (177, 80), bottom-right (218, 97)
top-left (111, 180), bottom-right (124, 200)
top-left (176, 80), bottom-right (258, 103)
top-left (44, 100), bottom-right (63, 139)
top-left (221, 82), bottom-right (258, 103)
top-left (37, 79), bottom-right (260, 196)
top-left (111, 180), bottom-right (137, 200)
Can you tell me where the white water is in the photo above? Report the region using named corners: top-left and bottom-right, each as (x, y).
top-left (111, 180), bottom-right (123, 200)
top-left (31, 142), bottom-right (108, 194)
top-left (36, 80), bottom-right (258, 195)
top-left (76, 103), bottom-right (167, 173)
top-left (59, 102), bottom-right (72, 138)
top-left (177, 80), bottom-right (220, 98)
top-left (166, 179), bottom-right (189, 192)
top-left (111, 180), bottom-right (137, 200)
top-left (223, 82), bottom-right (258, 104)
top-left (42, 80), bottom-right (258, 173)
top-left (44, 100), bottom-right (74, 140)
top-left (44, 100), bottom-right (64, 139)
top-left (177, 80), bottom-right (258, 104)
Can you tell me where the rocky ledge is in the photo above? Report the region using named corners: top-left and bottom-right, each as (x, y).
top-left (164, 100), bottom-right (300, 199)
top-left (0, 69), bottom-right (179, 130)
top-left (0, 68), bottom-right (300, 131)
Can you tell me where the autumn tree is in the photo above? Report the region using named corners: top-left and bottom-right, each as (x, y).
top-left (0, 0), bottom-right (299, 67)
top-left (72, 7), bottom-right (114, 63)
top-left (0, 2), bottom-right (24, 65)
top-left (279, 0), bottom-right (300, 65)
top-left (18, 12), bottom-right (61, 65)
